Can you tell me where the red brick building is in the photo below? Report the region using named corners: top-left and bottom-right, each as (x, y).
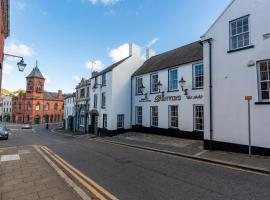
top-left (12, 65), bottom-right (64, 124)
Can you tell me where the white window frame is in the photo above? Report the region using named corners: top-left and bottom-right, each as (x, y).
top-left (101, 92), bottom-right (106, 108)
top-left (150, 106), bottom-right (158, 127)
top-left (230, 15), bottom-right (250, 51)
top-left (150, 73), bottom-right (159, 93)
top-left (193, 63), bottom-right (204, 89)
top-left (117, 114), bottom-right (124, 129)
top-left (135, 106), bottom-right (142, 125)
top-left (258, 60), bottom-right (270, 102)
top-left (136, 77), bottom-right (143, 95)
top-left (103, 114), bottom-right (107, 129)
top-left (169, 105), bottom-right (178, 128)
top-left (194, 105), bottom-right (204, 131)
top-left (94, 94), bottom-right (98, 108)
top-left (168, 68), bottom-right (178, 91)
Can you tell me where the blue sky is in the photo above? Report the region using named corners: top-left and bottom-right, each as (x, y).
top-left (3, 0), bottom-right (231, 93)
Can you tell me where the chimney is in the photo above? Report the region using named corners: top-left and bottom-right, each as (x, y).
top-left (129, 43), bottom-right (141, 57)
top-left (58, 90), bottom-right (63, 99)
top-left (92, 71), bottom-right (98, 77)
top-left (146, 48), bottom-right (156, 60)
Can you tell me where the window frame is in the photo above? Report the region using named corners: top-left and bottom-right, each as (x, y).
top-left (193, 104), bottom-right (204, 132)
top-left (135, 106), bottom-right (142, 125)
top-left (117, 114), bottom-right (124, 129)
top-left (257, 60), bottom-right (270, 102)
top-left (101, 92), bottom-right (106, 108)
top-left (150, 106), bottom-right (158, 127)
top-left (102, 73), bottom-right (106, 86)
top-left (150, 73), bottom-right (159, 94)
top-left (94, 94), bottom-right (98, 108)
top-left (168, 68), bottom-right (178, 92)
top-left (80, 88), bottom-right (85, 98)
top-left (103, 114), bottom-right (107, 129)
top-left (168, 105), bottom-right (179, 128)
top-left (193, 63), bottom-right (204, 89)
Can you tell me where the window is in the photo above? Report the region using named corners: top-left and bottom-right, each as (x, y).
top-left (86, 87), bottom-right (89, 97)
top-left (103, 114), bottom-right (107, 128)
top-left (150, 106), bottom-right (158, 127)
top-left (101, 92), bottom-right (106, 108)
top-left (93, 77), bottom-right (98, 88)
top-left (80, 88), bottom-right (85, 98)
top-left (54, 103), bottom-right (58, 111)
top-left (258, 60), bottom-right (270, 101)
top-left (193, 63), bottom-right (204, 89)
top-left (94, 94), bottom-right (98, 108)
top-left (135, 106), bottom-right (142, 125)
top-left (230, 16), bottom-right (250, 50)
top-left (169, 105), bottom-right (178, 128)
top-left (168, 69), bottom-right (178, 91)
top-left (136, 77), bottom-right (143, 95)
top-left (35, 103), bottom-right (40, 111)
top-left (117, 114), bottom-right (124, 129)
top-left (102, 74), bottom-right (106, 86)
top-left (45, 103), bottom-right (49, 111)
top-left (150, 73), bottom-right (159, 93)
top-left (194, 105), bottom-right (204, 131)
top-left (27, 103), bottom-right (32, 111)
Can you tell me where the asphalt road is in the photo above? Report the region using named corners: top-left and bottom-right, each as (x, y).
top-left (1, 124), bottom-right (270, 200)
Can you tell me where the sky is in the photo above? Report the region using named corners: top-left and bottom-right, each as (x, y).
top-left (3, 0), bottom-right (231, 94)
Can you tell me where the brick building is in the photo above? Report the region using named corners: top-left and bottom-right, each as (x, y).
top-left (12, 65), bottom-right (64, 124)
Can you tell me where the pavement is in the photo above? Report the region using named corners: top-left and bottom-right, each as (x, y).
top-left (0, 145), bottom-right (81, 200)
top-left (2, 125), bottom-right (270, 200)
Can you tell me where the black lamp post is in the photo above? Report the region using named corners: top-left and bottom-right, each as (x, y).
top-left (4, 53), bottom-right (27, 72)
top-left (179, 77), bottom-right (188, 95)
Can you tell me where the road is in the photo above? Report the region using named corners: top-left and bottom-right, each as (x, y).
top-left (1, 124), bottom-right (270, 200)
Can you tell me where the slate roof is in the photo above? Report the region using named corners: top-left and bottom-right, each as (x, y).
top-left (26, 66), bottom-right (45, 79)
top-left (44, 91), bottom-right (58, 99)
top-left (91, 56), bottom-right (131, 78)
top-left (133, 41), bottom-right (203, 76)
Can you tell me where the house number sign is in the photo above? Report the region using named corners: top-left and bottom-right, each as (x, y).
top-left (263, 33), bottom-right (270, 40)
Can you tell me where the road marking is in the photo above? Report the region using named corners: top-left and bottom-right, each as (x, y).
top-left (193, 150), bottom-right (209, 157)
top-left (1, 154), bottom-right (20, 162)
top-left (41, 146), bottom-right (119, 200)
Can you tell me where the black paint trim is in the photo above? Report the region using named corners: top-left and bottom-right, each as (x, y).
top-left (204, 140), bottom-right (270, 156)
top-left (255, 102), bottom-right (270, 105)
top-left (227, 45), bottom-right (254, 53)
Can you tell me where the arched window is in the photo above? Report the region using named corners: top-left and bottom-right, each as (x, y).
top-left (36, 81), bottom-right (42, 93)
top-left (54, 103), bottom-right (58, 111)
top-left (27, 81), bottom-right (33, 91)
top-left (27, 102), bottom-right (32, 111)
top-left (45, 103), bottom-right (49, 111)
top-left (35, 103), bottom-right (40, 111)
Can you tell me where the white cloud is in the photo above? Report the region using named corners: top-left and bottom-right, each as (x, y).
top-left (85, 60), bottom-right (104, 72)
top-left (88, 0), bottom-right (119, 6)
top-left (43, 74), bottom-right (51, 84)
top-left (3, 63), bottom-right (14, 75)
top-left (146, 37), bottom-right (159, 48)
top-left (72, 75), bottom-right (82, 82)
top-left (109, 43), bottom-right (129, 62)
top-left (5, 42), bottom-right (33, 57)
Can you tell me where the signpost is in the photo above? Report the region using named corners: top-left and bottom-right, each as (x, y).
top-left (245, 96), bottom-right (252, 156)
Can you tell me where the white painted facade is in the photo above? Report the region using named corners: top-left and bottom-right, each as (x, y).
top-left (132, 61), bottom-right (204, 135)
top-left (89, 44), bottom-right (142, 134)
top-left (202, 0), bottom-right (270, 149)
top-left (0, 94), bottom-right (12, 122)
top-left (64, 94), bottom-right (75, 129)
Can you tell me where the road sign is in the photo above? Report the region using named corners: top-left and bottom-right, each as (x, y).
top-left (245, 96), bottom-right (252, 101)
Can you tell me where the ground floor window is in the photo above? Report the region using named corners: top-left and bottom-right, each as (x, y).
top-left (117, 114), bottom-right (124, 129)
top-left (150, 106), bottom-right (158, 127)
top-left (169, 105), bottom-right (178, 128)
top-left (103, 114), bottom-right (107, 129)
top-left (135, 106), bottom-right (142, 125)
top-left (194, 105), bottom-right (204, 131)
top-left (258, 60), bottom-right (270, 101)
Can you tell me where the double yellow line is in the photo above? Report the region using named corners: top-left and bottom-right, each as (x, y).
top-left (40, 146), bottom-right (119, 200)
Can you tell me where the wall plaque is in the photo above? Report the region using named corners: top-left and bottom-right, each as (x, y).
top-left (263, 33), bottom-right (270, 40)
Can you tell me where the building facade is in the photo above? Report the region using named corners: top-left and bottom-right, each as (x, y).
top-left (0, 94), bottom-right (12, 122)
top-left (74, 78), bottom-right (90, 133)
top-left (12, 66), bottom-right (64, 124)
top-left (0, 0), bottom-right (10, 92)
top-left (64, 93), bottom-right (75, 130)
top-left (132, 42), bottom-right (204, 139)
top-left (89, 44), bottom-right (142, 136)
top-left (201, 0), bottom-right (270, 154)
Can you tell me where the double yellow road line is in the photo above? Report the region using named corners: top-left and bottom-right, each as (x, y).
top-left (40, 146), bottom-right (119, 200)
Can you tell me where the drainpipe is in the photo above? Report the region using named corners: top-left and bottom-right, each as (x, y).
top-left (130, 76), bottom-right (133, 130)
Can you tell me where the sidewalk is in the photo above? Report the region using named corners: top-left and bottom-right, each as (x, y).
top-left (0, 145), bottom-right (81, 200)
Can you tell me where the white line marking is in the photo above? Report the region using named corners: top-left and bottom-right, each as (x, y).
top-left (194, 150), bottom-right (209, 157)
top-left (1, 154), bottom-right (20, 162)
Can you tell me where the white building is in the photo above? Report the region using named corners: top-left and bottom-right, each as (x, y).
top-left (0, 94), bottom-right (12, 122)
top-left (132, 42), bottom-right (204, 139)
top-left (64, 93), bottom-right (75, 130)
top-left (201, 0), bottom-right (270, 154)
top-left (89, 43), bottom-right (142, 136)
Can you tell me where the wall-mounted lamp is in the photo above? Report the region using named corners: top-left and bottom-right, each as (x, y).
top-left (157, 81), bottom-right (163, 93)
top-left (4, 53), bottom-right (27, 72)
top-left (179, 77), bottom-right (188, 95)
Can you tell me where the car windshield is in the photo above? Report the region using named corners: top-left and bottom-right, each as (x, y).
top-left (0, 126), bottom-right (8, 131)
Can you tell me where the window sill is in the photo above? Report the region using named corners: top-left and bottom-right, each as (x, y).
top-left (135, 93), bottom-right (144, 96)
top-left (227, 45), bottom-right (254, 53)
top-left (167, 90), bottom-right (179, 93)
top-left (255, 102), bottom-right (270, 105)
top-left (192, 87), bottom-right (203, 90)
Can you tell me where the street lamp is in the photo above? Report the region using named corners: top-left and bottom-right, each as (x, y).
top-left (157, 81), bottom-right (163, 93)
top-left (179, 77), bottom-right (188, 95)
top-left (4, 53), bottom-right (27, 72)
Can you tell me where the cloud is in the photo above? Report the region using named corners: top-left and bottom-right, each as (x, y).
top-left (72, 75), bottom-right (82, 82)
top-left (16, 2), bottom-right (26, 12)
top-left (109, 43), bottom-right (129, 62)
top-left (88, 0), bottom-right (119, 6)
top-left (146, 37), bottom-right (159, 48)
top-left (43, 74), bottom-right (51, 84)
top-left (3, 63), bottom-right (14, 75)
top-left (85, 60), bottom-right (103, 71)
top-left (5, 42), bottom-right (33, 57)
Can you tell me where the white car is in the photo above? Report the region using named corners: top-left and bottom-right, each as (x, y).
top-left (22, 124), bottom-right (32, 129)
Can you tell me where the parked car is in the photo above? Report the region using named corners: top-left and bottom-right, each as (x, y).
top-left (22, 124), bottom-right (32, 129)
top-left (0, 126), bottom-right (9, 140)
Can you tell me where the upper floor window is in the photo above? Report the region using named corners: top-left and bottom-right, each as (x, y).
top-left (101, 92), bottom-right (106, 108)
top-left (102, 74), bottom-right (106, 86)
top-left (36, 81), bottom-right (42, 93)
top-left (80, 88), bottom-right (85, 98)
top-left (93, 77), bottom-right (98, 88)
top-left (35, 103), bottom-right (40, 111)
top-left (168, 68), bottom-right (178, 91)
top-left (94, 94), bottom-right (98, 108)
top-left (193, 63), bottom-right (204, 89)
top-left (150, 73), bottom-right (159, 93)
top-left (258, 60), bottom-right (270, 101)
top-left (45, 103), bottom-right (49, 111)
top-left (230, 16), bottom-right (250, 50)
top-left (54, 103), bottom-right (58, 111)
top-left (27, 81), bottom-right (33, 91)
top-left (136, 77), bottom-right (143, 95)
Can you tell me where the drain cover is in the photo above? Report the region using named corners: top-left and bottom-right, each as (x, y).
top-left (0, 154), bottom-right (20, 162)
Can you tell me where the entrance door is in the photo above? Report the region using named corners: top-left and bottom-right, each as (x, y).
top-left (34, 116), bottom-right (40, 124)
top-left (91, 115), bottom-right (98, 134)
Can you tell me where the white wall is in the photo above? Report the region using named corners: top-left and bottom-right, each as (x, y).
top-left (202, 0), bottom-right (270, 148)
top-left (132, 61), bottom-right (204, 132)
